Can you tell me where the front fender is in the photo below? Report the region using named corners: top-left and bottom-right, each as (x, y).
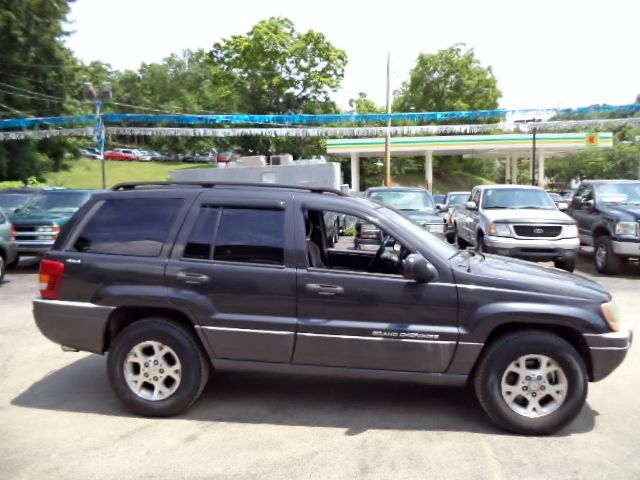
top-left (461, 301), bottom-right (607, 343)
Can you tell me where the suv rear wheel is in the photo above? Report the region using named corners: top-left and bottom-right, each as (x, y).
top-left (107, 318), bottom-right (210, 416)
top-left (474, 331), bottom-right (587, 435)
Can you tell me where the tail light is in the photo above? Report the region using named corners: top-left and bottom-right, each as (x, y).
top-left (39, 259), bottom-right (66, 300)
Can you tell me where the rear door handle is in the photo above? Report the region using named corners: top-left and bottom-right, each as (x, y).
top-left (306, 283), bottom-right (344, 296)
top-left (176, 272), bottom-right (210, 284)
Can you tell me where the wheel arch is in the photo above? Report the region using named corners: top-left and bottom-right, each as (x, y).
top-left (472, 323), bottom-right (593, 381)
top-left (104, 306), bottom-right (200, 353)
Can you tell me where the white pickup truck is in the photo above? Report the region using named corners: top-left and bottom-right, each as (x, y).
top-left (451, 185), bottom-right (580, 271)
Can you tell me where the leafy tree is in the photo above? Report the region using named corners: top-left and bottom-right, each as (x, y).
top-left (546, 126), bottom-right (640, 184)
top-left (348, 92), bottom-right (383, 114)
top-left (390, 44), bottom-right (502, 182)
top-left (0, 0), bottom-right (78, 181)
top-left (394, 44), bottom-right (501, 113)
top-left (209, 17), bottom-right (347, 156)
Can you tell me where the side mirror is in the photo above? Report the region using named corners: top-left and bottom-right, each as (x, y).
top-left (13, 208), bottom-right (21, 214)
top-left (580, 199), bottom-right (594, 211)
top-left (557, 202), bottom-right (569, 211)
top-left (403, 253), bottom-right (438, 283)
top-left (436, 204), bottom-right (446, 212)
top-left (465, 201), bottom-right (478, 211)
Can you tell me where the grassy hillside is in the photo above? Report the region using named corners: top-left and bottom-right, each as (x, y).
top-left (0, 158), bottom-right (203, 189)
top-left (391, 170), bottom-right (495, 193)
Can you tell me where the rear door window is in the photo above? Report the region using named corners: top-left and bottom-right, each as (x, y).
top-left (213, 208), bottom-right (284, 265)
top-left (73, 198), bottom-right (183, 257)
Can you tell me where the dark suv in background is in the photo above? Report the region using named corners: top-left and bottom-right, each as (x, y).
top-left (10, 189), bottom-right (94, 263)
top-left (32, 182), bottom-right (631, 435)
top-left (569, 180), bottom-right (640, 274)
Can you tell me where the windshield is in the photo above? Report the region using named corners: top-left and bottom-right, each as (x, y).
top-left (448, 193), bottom-right (469, 206)
top-left (482, 188), bottom-right (556, 210)
top-left (0, 193), bottom-right (33, 210)
top-left (596, 182), bottom-right (640, 205)
top-left (23, 191), bottom-right (92, 213)
top-left (378, 206), bottom-right (457, 259)
top-left (370, 190), bottom-right (435, 211)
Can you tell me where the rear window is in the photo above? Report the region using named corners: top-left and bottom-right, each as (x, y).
top-left (73, 198), bottom-right (183, 257)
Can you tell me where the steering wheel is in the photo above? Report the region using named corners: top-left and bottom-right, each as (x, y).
top-left (368, 235), bottom-right (391, 272)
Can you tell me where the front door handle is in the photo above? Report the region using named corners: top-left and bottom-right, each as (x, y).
top-left (176, 272), bottom-right (210, 284)
top-left (306, 283), bottom-right (344, 296)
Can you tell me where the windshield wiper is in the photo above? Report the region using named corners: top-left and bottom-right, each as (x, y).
top-left (483, 206), bottom-right (510, 209)
top-left (517, 206), bottom-right (552, 210)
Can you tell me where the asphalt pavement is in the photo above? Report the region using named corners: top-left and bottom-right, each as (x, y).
top-left (0, 254), bottom-right (638, 479)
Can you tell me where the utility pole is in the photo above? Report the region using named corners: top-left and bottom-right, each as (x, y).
top-left (383, 52), bottom-right (392, 186)
top-left (84, 82), bottom-right (112, 189)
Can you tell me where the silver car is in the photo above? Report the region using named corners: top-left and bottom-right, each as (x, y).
top-left (451, 185), bottom-right (579, 271)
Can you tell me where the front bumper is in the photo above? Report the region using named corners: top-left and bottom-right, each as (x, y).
top-left (484, 236), bottom-right (579, 260)
top-left (33, 299), bottom-right (114, 354)
top-left (4, 239), bottom-right (18, 264)
top-left (583, 328), bottom-right (633, 381)
top-left (611, 239), bottom-right (640, 258)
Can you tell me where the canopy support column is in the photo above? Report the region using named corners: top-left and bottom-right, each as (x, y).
top-left (538, 150), bottom-right (545, 188)
top-left (424, 151), bottom-right (433, 192)
top-left (505, 157), bottom-right (511, 183)
top-left (350, 152), bottom-right (360, 192)
top-left (511, 155), bottom-right (519, 184)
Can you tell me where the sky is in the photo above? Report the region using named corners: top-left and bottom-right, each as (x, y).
top-left (66, 0), bottom-right (639, 112)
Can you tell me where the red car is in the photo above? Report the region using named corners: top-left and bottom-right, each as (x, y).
top-left (104, 150), bottom-right (137, 161)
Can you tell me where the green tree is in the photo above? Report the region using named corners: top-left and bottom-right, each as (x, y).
top-left (209, 17), bottom-right (347, 156)
top-left (0, 0), bottom-right (78, 181)
top-left (348, 92), bottom-right (383, 114)
top-left (394, 44), bottom-right (501, 113)
top-left (391, 44), bottom-right (502, 181)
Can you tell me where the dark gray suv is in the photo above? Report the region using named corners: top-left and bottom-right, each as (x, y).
top-left (33, 182), bottom-right (632, 435)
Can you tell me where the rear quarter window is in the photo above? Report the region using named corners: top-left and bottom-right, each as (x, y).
top-left (73, 198), bottom-right (183, 257)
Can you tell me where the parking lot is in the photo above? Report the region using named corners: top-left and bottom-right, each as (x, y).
top-left (0, 254), bottom-right (638, 479)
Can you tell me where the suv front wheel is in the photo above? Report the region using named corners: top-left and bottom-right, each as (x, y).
top-left (594, 236), bottom-right (622, 275)
top-left (474, 331), bottom-right (587, 435)
top-left (107, 318), bottom-right (210, 417)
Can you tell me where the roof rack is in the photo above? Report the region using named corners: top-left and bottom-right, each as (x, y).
top-left (111, 181), bottom-right (348, 196)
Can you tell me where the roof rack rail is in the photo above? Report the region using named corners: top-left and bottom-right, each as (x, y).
top-left (111, 181), bottom-right (348, 196)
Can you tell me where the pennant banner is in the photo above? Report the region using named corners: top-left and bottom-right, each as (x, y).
top-left (0, 127), bottom-right (93, 141)
top-left (0, 117), bottom-right (639, 142)
top-left (1, 104), bottom-right (639, 130)
top-left (108, 123), bottom-right (499, 138)
top-left (526, 117), bottom-right (640, 131)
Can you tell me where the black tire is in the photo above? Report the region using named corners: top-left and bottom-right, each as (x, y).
top-left (594, 236), bottom-right (622, 275)
top-left (476, 233), bottom-right (486, 253)
top-left (454, 225), bottom-right (468, 249)
top-left (6, 255), bottom-right (19, 269)
top-left (0, 254), bottom-right (5, 283)
top-left (554, 257), bottom-right (576, 272)
top-left (474, 331), bottom-right (587, 435)
top-left (107, 318), bottom-right (210, 417)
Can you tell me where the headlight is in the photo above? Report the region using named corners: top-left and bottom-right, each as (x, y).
top-left (563, 225), bottom-right (578, 238)
top-left (601, 301), bottom-right (621, 332)
top-left (488, 223), bottom-right (511, 237)
top-left (615, 222), bottom-right (638, 237)
top-left (427, 223), bottom-right (445, 234)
